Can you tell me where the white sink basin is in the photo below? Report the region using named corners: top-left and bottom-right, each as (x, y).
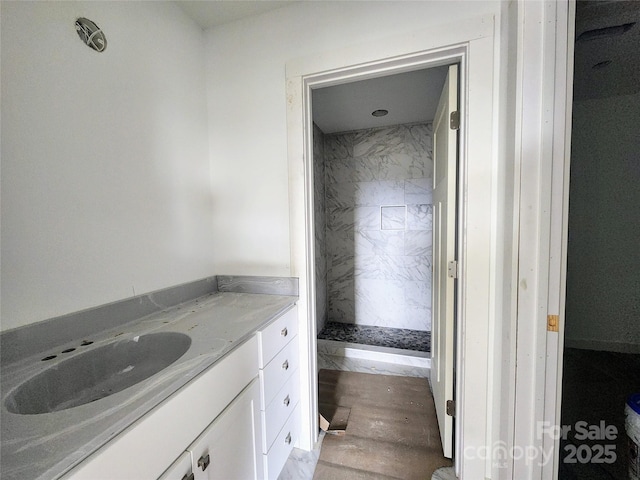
top-left (5, 332), bottom-right (191, 415)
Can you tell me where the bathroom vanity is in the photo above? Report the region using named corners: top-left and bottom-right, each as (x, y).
top-left (0, 276), bottom-right (300, 480)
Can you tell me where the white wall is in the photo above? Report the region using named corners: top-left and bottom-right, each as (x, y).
top-left (565, 92), bottom-right (640, 353)
top-left (204, 0), bottom-right (501, 276)
top-left (214, 2), bottom-right (511, 476)
top-left (1, 1), bottom-right (214, 331)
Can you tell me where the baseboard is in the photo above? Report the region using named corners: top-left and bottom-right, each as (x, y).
top-left (317, 339), bottom-right (431, 368)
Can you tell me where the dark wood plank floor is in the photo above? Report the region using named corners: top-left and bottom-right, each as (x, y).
top-left (314, 369), bottom-right (451, 480)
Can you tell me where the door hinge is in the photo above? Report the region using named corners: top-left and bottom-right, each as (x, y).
top-left (547, 314), bottom-right (559, 332)
top-left (447, 260), bottom-right (458, 279)
top-left (446, 400), bottom-right (455, 417)
top-left (450, 110), bottom-right (460, 130)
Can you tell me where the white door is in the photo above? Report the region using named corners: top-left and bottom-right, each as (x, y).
top-left (430, 64), bottom-right (458, 459)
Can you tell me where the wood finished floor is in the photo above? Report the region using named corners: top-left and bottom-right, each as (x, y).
top-left (314, 369), bottom-right (451, 480)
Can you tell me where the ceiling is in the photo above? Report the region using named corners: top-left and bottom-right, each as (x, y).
top-left (177, 1), bottom-right (296, 29)
top-left (175, 0), bottom-right (639, 129)
top-left (574, 0), bottom-right (640, 101)
top-left (312, 67), bottom-right (449, 134)
top-left (175, 1), bottom-right (449, 134)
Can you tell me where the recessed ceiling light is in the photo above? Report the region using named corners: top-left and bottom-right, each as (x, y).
top-left (372, 109), bottom-right (388, 117)
top-left (592, 60), bottom-right (612, 70)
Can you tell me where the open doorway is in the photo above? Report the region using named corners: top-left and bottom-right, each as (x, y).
top-left (310, 66), bottom-right (448, 375)
top-left (560, 1), bottom-right (640, 479)
top-left (286, 26), bottom-right (499, 476)
top-left (308, 61), bottom-right (459, 468)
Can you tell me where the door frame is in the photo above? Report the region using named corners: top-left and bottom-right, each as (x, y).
top-left (511, 1), bottom-right (575, 479)
top-left (286, 15), bottom-right (501, 478)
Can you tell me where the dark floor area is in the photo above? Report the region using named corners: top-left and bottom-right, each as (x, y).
top-left (559, 348), bottom-right (640, 480)
top-left (317, 321), bottom-right (430, 352)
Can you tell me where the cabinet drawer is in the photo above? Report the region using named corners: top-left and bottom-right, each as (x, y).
top-left (257, 306), bottom-right (298, 368)
top-left (263, 406), bottom-right (299, 480)
top-left (259, 338), bottom-right (298, 409)
top-left (261, 370), bottom-right (299, 453)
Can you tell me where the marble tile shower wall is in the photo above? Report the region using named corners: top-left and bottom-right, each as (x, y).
top-left (324, 123), bottom-right (433, 331)
top-left (313, 123), bottom-right (328, 334)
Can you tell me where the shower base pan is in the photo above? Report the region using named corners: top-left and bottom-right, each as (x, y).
top-left (318, 322), bottom-right (430, 353)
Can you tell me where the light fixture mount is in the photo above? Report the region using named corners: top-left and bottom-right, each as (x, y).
top-left (371, 109), bottom-right (389, 117)
top-left (75, 18), bottom-right (107, 52)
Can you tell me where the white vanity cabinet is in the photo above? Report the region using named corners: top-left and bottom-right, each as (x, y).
top-left (256, 305), bottom-right (300, 479)
top-left (187, 379), bottom-right (262, 480)
top-left (158, 452), bottom-right (193, 480)
top-left (62, 303), bottom-right (300, 480)
top-left (63, 337), bottom-right (260, 480)
top-left (158, 380), bottom-right (262, 480)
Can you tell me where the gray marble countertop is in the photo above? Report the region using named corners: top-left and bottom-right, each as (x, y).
top-left (0, 291), bottom-right (297, 480)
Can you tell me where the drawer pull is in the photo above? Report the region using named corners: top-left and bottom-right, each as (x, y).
top-left (197, 454), bottom-right (210, 471)
top-left (281, 327), bottom-right (288, 337)
top-left (283, 394), bottom-right (290, 407)
top-left (181, 474), bottom-right (194, 480)
top-left (285, 432), bottom-right (292, 445)
top-left (282, 359), bottom-right (289, 370)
